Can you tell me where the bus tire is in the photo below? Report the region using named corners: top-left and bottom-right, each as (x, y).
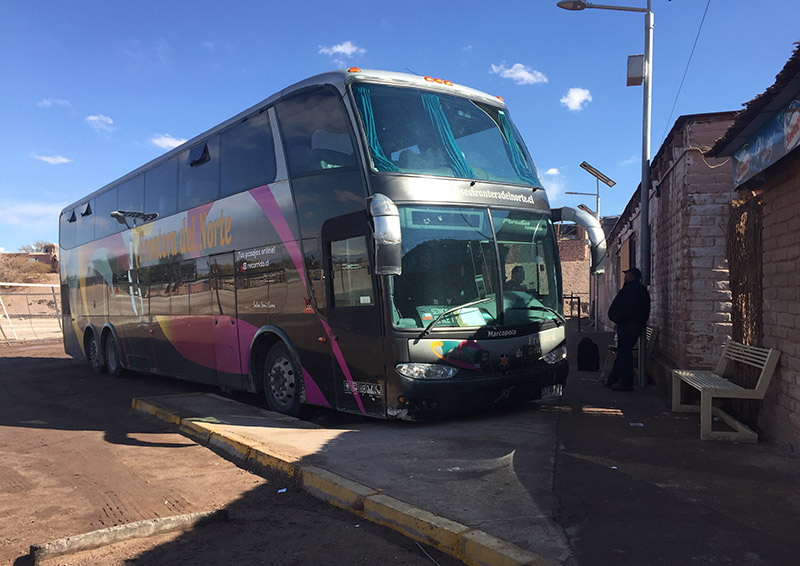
top-left (262, 343), bottom-right (304, 417)
top-left (103, 332), bottom-right (128, 378)
top-left (86, 331), bottom-right (105, 373)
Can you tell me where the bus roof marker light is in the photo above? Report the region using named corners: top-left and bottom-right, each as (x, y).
top-left (434, 78), bottom-right (444, 84)
top-left (444, 80), bottom-right (453, 86)
top-left (349, 67), bottom-right (361, 73)
top-left (496, 96), bottom-right (504, 102)
top-left (424, 76), bottom-right (435, 82)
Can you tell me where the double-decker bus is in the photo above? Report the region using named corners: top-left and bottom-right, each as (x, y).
top-left (59, 68), bottom-right (606, 420)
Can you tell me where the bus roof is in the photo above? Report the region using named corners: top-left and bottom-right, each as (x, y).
top-left (61, 69), bottom-right (510, 215)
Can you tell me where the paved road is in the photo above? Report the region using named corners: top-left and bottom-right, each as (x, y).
top-left (4, 333), bottom-right (800, 566)
top-left (0, 341), bottom-right (462, 566)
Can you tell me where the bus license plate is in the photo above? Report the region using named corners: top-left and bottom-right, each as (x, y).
top-left (541, 384), bottom-right (563, 400)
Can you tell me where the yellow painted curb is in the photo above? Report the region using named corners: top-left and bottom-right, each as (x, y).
top-left (247, 445), bottom-right (301, 479)
top-left (362, 493), bottom-right (468, 556)
top-left (179, 419), bottom-right (212, 444)
top-left (461, 529), bottom-right (554, 566)
top-left (132, 397), bottom-right (555, 566)
top-left (207, 430), bottom-right (253, 461)
top-left (131, 398), bottom-right (181, 425)
top-left (300, 465), bottom-right (378, 512)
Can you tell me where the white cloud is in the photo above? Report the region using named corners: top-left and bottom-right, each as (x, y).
top-left (544, 168), bottom-right (561, 176)
top-left (619, 155), bottom-right (638, 166)
top-left (31, 154), bottom-right (71, 165)
top-left (318, 40), bottom-right (366, 58)
top-left (463, 45), bottom-right (473, 52)
top-left (543, 175), bottom-right (565, 200)
top-left (560, 88), bottom-right (592, 111)
top-left (86, 114), bottom-right (116, 133)
top-left (0, 199), bottom-right (66, 228)
top-left (0, 247), bottom-right (5, 252)
top-left (490, 63), bottom-right (548, 85)
top-left (150, 133), bottom-right (186, 150)
top-left (37, 98), bottom-right (72, 108)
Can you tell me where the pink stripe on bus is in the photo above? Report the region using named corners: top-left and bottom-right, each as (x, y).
top-left (248, 185), bottom-right (306, 282)
top-left (248, 184), bottom-right (363, 414)
top-left (320, 318), bottom-right (365, 414)
top-left (303, 368), bottom-right (331, 407)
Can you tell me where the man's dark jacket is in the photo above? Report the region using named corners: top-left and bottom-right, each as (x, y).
top-left (608, 279), bottom-right (650, 327)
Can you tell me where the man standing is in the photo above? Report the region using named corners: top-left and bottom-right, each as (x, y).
top-left (603, 267), bottom-right (651, 391)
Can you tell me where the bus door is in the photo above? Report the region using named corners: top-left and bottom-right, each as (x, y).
top-left (322, 212), bottom-right (385, 417)
top-left (210, 252), bottom-right (243, 389)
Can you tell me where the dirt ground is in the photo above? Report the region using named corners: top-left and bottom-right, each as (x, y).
top-left (0, 341), bottom-right (462, 566)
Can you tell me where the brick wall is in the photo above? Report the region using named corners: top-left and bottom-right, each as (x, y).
top-left (558, 237), bottom-right (590, 316)
top-left (600, 113), bottom-right (736, 390)
top-left (757, 153), bottom-right (800, 449)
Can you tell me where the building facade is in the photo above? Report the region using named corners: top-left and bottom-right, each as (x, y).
top-left (599, 112), bottom-right (737, 399)
top-left (708, 43), bottom-right (800, 449)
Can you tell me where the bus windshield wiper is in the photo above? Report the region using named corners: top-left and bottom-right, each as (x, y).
top-left (507, 304), bottom-right (566, 326)
top-left (416, 297), bottom-right (494, 342)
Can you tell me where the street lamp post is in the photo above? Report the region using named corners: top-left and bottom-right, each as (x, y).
top-left (566, 161), bottom-right (615, 331)
top-left (558, 0), bottom-right (653, 387)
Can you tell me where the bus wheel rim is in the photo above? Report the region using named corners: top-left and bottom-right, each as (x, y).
top-left (269, 356), bottom-right (295, 406)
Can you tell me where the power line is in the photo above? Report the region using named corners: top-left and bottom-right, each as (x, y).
top-left (660, 0), bottom-right (712, 140)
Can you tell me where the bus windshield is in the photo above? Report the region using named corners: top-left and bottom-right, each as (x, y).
top-left (391, 206), bottom-right (561, 330)
top-left (352, 83), bottom-right (543, 188)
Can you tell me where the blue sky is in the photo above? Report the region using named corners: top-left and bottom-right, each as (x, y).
top-left (1, 0), bottom-right (797, 252)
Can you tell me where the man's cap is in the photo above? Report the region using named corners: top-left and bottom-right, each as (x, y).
top-left (624, 267), bottom-right (642, 279)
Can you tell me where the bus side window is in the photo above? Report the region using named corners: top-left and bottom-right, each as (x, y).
top-left (221, 112), bottom-right (277, 197)
top-left (76, 199), bottom-right (95, 246)
top-left (94, 187), bottom-right (118, 239)
top-left (145, 159), bottom-right (178, 220)
top-left (118, 174), bottom-right (145, 218)
top-left (179, 136), bottom-right (220, 210)
top-left (60, 209), bottom-right (76, 250)
top-left (276, 88), bottom-right (367, 240)
top-left (330, 236), bottom-right (373, 308)
top-left (276, 89), bottom-right (357, 178)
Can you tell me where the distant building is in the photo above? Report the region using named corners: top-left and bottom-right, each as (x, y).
top-left (0, 243), bottom-right (59, 272)
top-left (558, 216), bottom-right (618, 321)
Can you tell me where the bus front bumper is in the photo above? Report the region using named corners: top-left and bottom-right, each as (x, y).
top-left (387, 359), bottom-right (569, 420)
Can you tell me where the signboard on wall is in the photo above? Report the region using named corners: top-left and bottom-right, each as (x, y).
top-left (732, 95), bottom-right (800, 187)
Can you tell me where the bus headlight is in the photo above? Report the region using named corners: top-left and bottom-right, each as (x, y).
top-left (542, 345), bottom-right (567, 364)
top-left (395, 363), bottom-right (458, 380)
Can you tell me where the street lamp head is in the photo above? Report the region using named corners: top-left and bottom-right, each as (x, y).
top-left (557, 1), bottom-right (588, 10)
top-left (580, 161), bottom-right (616, 187)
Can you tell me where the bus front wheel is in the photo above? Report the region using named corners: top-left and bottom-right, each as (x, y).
top-left (262, 344), bottom-right (303, 417)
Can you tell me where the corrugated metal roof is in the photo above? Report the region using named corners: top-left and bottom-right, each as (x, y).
top-left (707, 42), bottom-right (800, 157)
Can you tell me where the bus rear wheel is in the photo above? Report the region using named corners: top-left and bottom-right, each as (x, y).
top-left (262, 344), bottom-right (303, 417)
top-left (103, 333), bottom-right (127, 378)
top-left (86, 332), bottom-right (105, 373)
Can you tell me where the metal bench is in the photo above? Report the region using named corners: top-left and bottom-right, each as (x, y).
top-left (671, 338), bottom-right (781, 443)
top-left (602, 325), bottom-right (657, 376)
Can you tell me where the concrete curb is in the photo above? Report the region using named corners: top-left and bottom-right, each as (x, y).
top-left (132, 396), bottom-right (554, 566)
top-left (29, 509), bottom-right (228, 564)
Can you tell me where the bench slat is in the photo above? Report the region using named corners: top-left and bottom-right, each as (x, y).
top-left (672, 370), bottom-right (744, 391)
